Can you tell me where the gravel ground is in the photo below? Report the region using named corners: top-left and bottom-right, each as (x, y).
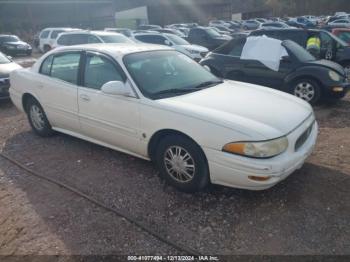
top-left (0, 55), bottom-right (349, 256)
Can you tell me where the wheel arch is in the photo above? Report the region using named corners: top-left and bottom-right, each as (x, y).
top-left (22, 93), bottom-right (40, 113)
top-left (147, 129), bottom-right (208, 164)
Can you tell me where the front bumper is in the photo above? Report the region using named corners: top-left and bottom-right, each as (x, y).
top-left (204, 115), bottom-right (318, 190)
top-left (325, 81), bottom-right (350, 99)
top-left (4, 47), bottom-right (32, 56)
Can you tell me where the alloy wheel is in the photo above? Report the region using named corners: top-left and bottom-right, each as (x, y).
top-left (30, 105), bottom-right (45, 131)
top-left (164, 146), bottom-right (196, 183)
top-left (294, 82), bottom-right (315, 102)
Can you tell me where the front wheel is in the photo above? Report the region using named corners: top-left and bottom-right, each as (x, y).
top-left (291, 78), bottom-right (321, 105)
top-left (26, 98), bottom-right (54, 137)
top-left (155, 135), bottom-right (209, 192)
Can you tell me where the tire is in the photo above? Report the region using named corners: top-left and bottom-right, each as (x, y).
top-left (25, 97), bottom-right (54, 137)
top-left (290, 78), bottom-right (321, 105)
top-left (155, 135), bottom-right (209, 193)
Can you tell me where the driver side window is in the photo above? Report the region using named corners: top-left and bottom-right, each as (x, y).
top-left (83, 54), bottom-right (125, 90)
top-left (319, 32), bottom-right (333, 49)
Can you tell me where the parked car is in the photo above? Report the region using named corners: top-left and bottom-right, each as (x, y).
top-left (0, 35), bottom-right (32, 56)
top-left (328, 19), bottom-right (350, 27)
top-left (332, 28), bottom-right (350, 44)
top-left (242, 20), bottom-right (261, 30)
top-left (212, 25), bottom-right (235, 35)
top-left (290, 17), bottom-right (315, 28)
top-left (186, 27), bottom-right (230, 50)
top-left (200, 37), bottom-right (349, 104)
top-left (39, 27), bottom-right (79, 53)
top-left (260, 22), bottom-right (290, 29)
top-left (0, 52), bottom-right (21, 100)
top-left (209, 20), bottom-right (231, 28)
top-left (53, 31), bottom-right (133, 48)
top-left (9, 44), bottom-right (317, 192)
top-left (250, 29), bottom-right (350, 71)
top-left (137, 24), bottom-right (162, 30)
top-left (133, 32), bottom-right (208, 61)
top-left (303, 15), bottom-right (319, 25)
top-left (104, 28), bottom-right (133, 38)
top-left (153, 28), bottom-right (186, 38)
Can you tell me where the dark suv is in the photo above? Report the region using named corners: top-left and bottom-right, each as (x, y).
top-left (186, 27), bottom-right (230, 50)
top-left (250, 29), bottom-right (350, 71)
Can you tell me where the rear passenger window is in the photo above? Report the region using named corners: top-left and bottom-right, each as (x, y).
top-left (70, 34), bottom-right (88, 45)
top-left (57, 35), bottom-right (70, 46)
top-left (83, 54), bottom-right (125, 90)
top-left (215, 38), bottom-right (246, 56)
top-left (40, 30), bottom-right (50, 39)
top-left (50, 53), bottom-right (81, 84)
top-left (40, 55), bottom-right (54, 76)
top-left (88, 35), bottom-right (101, 43)
top-left (50, 30), bottom-right (64, 39)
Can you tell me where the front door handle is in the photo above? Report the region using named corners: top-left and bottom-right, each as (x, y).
top-left (80, 94), bottom-right (90, 102)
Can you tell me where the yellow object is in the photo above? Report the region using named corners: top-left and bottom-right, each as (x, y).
top-left (307, 37), bottom-right (321, 50)
top-left (248, 176), bottom-right (272, 182)
top-left (332, 87), bottom-right (344, 92)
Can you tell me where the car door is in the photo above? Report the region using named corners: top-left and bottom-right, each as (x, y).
top-left (319, 31), bottom-right (336, 60)
top-left (37, 51), bottom-right (81, 132)
top-left (77, 51), bottom-right (141, 154)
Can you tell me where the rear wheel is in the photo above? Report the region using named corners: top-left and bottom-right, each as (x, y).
top-left (25, 98), bottom-right (54, 137)
top-left (291, 78), bottom-right (321, 105)
top-left (155, 135), bottom-right (209, 192)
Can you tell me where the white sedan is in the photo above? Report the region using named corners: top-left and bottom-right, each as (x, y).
top-left (9, 44), bottom-right (318, 192)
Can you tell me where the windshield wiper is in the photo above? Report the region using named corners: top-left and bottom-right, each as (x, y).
top-left (192, 79), bottom-right (224, 89)
top-left (154, 88), bottom-right (200, 98)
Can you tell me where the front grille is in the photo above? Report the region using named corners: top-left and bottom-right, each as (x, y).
top-left (295, 123), bottom-right (314, 151)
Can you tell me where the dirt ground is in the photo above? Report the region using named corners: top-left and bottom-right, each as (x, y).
top-left (0, 55), bottom-right (349, 256)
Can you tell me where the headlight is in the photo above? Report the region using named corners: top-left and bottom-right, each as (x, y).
top-left (329, 70), bottom-right (341, 82)
top-left (223, 137), bottom-right (289, 158)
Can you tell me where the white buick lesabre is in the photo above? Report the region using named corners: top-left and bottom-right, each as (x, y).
top-left (9, 44), bottom-right (317, 192)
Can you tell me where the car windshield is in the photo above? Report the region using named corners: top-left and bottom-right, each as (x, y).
top-left (329, 32), bottom-right (349, 47)
top-left (338, 31), bottom-right (350, 43)
top-left (283, 40), bottom-right (316, 62)
top-left (164, 33), bottom-right (189, 45)
top-left (0, 36), bottom-right (19, 42)
top-left (205, 28), bottom-right (222, 37)
top-left (0, 52), bottom-right (11, 64)
top-left (98, 34), bottom-right (133, 43)
top-left (124, 50), bottom-right (222, 99)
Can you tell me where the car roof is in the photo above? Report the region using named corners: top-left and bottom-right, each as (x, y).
top-left (253, 28), bottom-right (321, 33)
top-left (51, 43), bottom-right (171, 56)
top-left (41, 27), bottom-right (78, 31)
top-left (58, 30), bottom-right (124, 36)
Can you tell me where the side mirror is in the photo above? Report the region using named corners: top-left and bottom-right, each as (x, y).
top-left (101, 81), bottom-right (134, 97)
top-left (164, 39), bottom-right (172, 46)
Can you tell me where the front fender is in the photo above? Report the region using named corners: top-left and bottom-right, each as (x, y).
top-left (284, 66), bottom-right (334, 87)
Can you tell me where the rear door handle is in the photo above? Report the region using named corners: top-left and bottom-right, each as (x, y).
top-left (80, 94), bottom-right (90, 102)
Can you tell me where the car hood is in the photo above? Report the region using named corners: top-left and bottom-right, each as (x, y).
top-left (0, 62), bottom-right (22, 77)
top-left (181, 44), bottom-right (208, 52)
top-left (307, 59), bottom-right (345, 76)
top-left (157, 81), bottom-right (313, 140)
